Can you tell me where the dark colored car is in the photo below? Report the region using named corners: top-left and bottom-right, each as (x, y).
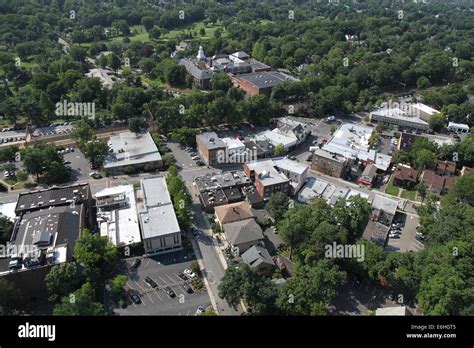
top-left (192, 227), bottom-right (199, 237)
top-left (130, 294), bottom-right (141, 305)
top-left (182, 282), bottom-right (193, 294)
top-left (131, 259), bottom-right (141, 269)
top-left (164, 287), bottom-right (176, 298)
top-left (196, 160), bottom-right (204, 166)
top-left (177, 272), bottom-right (187, 281)
top-left (145, 276), bottom-right (158, 288)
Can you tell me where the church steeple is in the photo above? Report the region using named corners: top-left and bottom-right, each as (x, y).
top-left (196, 46), bottom-right (206, 60)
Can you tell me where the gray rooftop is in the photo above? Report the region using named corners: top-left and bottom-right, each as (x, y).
top-left (179, 58), bottom-right (212, 80)
top-left (196, 132), bottom-right (226, 150)
top-left (241, 245), bottom-right (274, 269)
top-left (138, 176), bottom-right (180, 239)
top-left (223, 218), bottom-right (263, 246)
top-left (235, 71), bottom-right (294, 89)
top-left (195, 170), bottom-right (252, 192)
top-left (104, 131), bottom-right (162, 169)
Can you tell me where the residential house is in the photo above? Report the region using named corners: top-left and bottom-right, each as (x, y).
top-left (223, 219), bottom-right (264, 255)
top-left (214, 201), bottom-right (254, 229)
top-left (241, 245), bottom-right (275, 274)
top-left (393, 164), bottom-right (418, 188)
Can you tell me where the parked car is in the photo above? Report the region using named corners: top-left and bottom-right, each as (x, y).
top-left (177, 272), bottom-right (187, 280)
top-left (145, 276), bottom-right (158, 288)
top-left (192, 156), bottom-right (200, 161)
top-left (195, 306), bottom-right (204, 316)
top-left (196, 160), bottom-right (204, 166)
top-left (184, 268), bottom-right (196, 278)
top-left (389, 233), bottom-right (400, 239)
top-left (164, 287), bottom-right (176, 298)
top-left (192, 227), bottom-right (199, 237)
top-left (288, 155), bottom-right (296, 160)
top-left (130, 294), bottom-right (141, 305)
top-left (182, 282), bottom-right (193, 294)
top-left (130, 258), bottom-right (141, 269)
top-left (326, 116), bottom-right (336, 122)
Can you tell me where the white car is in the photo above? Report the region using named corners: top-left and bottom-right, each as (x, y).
top-left (195, 306), bottom-right (204, 316)
top-left (184, 268), bottom-right (196, 278)
top-left (4, 171), bottom-right (10, 177)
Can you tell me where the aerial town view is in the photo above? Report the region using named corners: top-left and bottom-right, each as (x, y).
top-left (0, 0), bottom-right (472, 345)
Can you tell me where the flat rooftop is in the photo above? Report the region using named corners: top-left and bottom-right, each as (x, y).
top-left (196, 132), bottom-right (226, 150)
top-left (96, 185), bottom-right (141, 246)
top-left (15, 183), bottom-right (90, 214)
top-left (371, 107), bottom-right (429, 126)
top-left (235, 71), bottom-right (294, 89)
top-left (12, 205), bottom-right (82, 257)
top-left (245, 159), bottom-right (289, 186)
top-left (195, 171), bottom-right (252, 192)
top-left (104, 131), bottom-right (161, 169)
top-left (273, 157), bottom-right (308, 175)
top-left (323, 123), bottom-right (373, 160)
top-left (138, 176), bottom-right (180, 239)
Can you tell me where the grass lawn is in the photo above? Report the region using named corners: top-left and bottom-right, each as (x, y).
top-left (90, 21), bottom-right (227, 46)
top-left (400, 189), bottom-right (417, 201)
top-left (385, 175), bottom-right (400, 197)
top-left (141, 75), bottom-right (193, 93)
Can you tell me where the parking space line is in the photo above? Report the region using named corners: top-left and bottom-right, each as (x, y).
top-left (186, 310), bottom-right (190, 316)
top-left (153, 290), bottom-right (163, 302)
top-left (145, 258), bottom-right (152, 268)
top-left (165, 274), bottom-right (176, 283)
top-left (134, 281), bottom-right (146, 292)
top-left (174, 285), bottom-right (186, 296)
top-left (125, 282), bottom-right (136, 291)
top-left (145, 292), bottom-right (154, 304)
top-left (158, 276), bottom-right (168, 285)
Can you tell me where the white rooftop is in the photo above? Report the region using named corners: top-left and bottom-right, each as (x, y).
top-left (412, 103), bottom-right (440, 115)
top-left (323, 123), bottom-right (372, 160)
top-left (376, 306), bottom-right (409, 316)
top-left (104, 131), bottom-right (161, 169)
top-left (273, 157), bottom-right (308, 175)
top-left (297, 176), bottom-right (368, 205)
top-left (221, 137), bottom-right (246, 151)
top-left (245, 159), bottom-right (289, 186)
top-left (256, 130), bottom-right (297, 149)
top-left (448, 122), bottom-right (470, 130)
top-left (138, 176), bottom-right (180, 239)
top-left (86, 68), bottom-right (115, 88)
top-left (141, 176), bottom-right (172, 207)
top-left (95, 184), bottom-right (141, 246)
top-left (371, 107), bottom-right (429, 126)
top-left (0, 202), bottom-right (16, 221)
top-left (370, 194), bottom-right (398, 216)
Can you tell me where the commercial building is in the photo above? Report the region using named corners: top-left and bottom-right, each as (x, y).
top-left (95, 185), bottom-right (141, 247)
top-left (369, 107), bottom-right (429, 132)
top-left (179, 58), bottom-right (212, 89)
top-left (447, 122), bottom-right (470, 133)
top-left (244, 158), bottom-right (308, 199)
top-left (370, 194), bottom-right (398, 226)
top-left (137, 176), bottom-right (182, 255)
top-left (362, 220), bottom-right (390, 248)
top-left (0, 184), bottom-right (93, 299)
top-left (297, 176), bottom-right (369, 206)
top-left (255, 130), bottom-right (297, 151)
top-left (194, 171), bottom-right (254, 212)
top-left (311, 149), bottom-right (348, 178)
top-left (231, 71), bottom-right (298, 96)
top-left (196, 132), bottom-right (226, 166)
top-left (358, 164), bottom-right (377, 187)
top-left (103, 131), bottom-right (162, 174)
top-left (411, 103), bottom-right (440, 122)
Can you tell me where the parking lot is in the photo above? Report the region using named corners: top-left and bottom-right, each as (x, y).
top-left (32, 123), bottom-right (74, 137)
top-left (385, 213), bottom-right (423, 252)
top-left (62, 147), bottom-right (92, 182)
top-left (115, 252), bottom-right (211, 316)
